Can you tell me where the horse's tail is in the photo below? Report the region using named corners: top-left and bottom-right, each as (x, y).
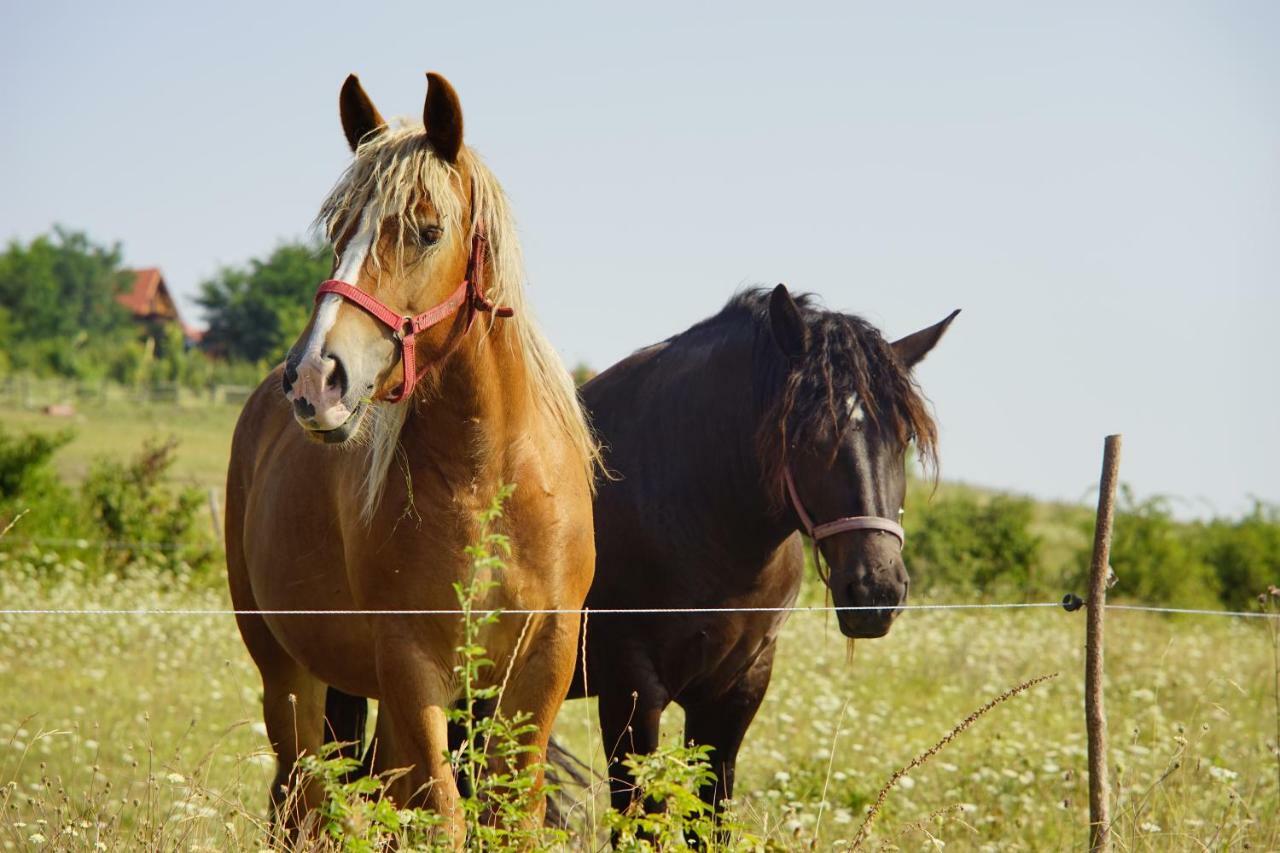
top-left (323, 687), bottom-right (370, 779)
top-left (544, 734), bottom-right (597, 829)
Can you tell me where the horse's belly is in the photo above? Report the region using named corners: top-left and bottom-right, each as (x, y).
top-left (243, 463), bottom-right (381, 697)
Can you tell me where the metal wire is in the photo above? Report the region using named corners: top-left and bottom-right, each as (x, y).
top-left (0, 602), bottom-right (1273, 618)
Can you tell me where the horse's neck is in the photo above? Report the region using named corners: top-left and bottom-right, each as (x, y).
top-left (400, 323), bottom-right (531, 481)
top-left (652, 339), bottom-right (795, 566)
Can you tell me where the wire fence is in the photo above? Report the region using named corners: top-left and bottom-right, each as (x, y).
top-left (0, 603), bottom-right (1274, 618)
top-left (3, 538), bottom-right (1277, 619)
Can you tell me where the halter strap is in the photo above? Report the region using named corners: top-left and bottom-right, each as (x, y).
top-left (314, 228), bottom-right (513, 403)
top-left (783, 466), bottom-right (905, 547)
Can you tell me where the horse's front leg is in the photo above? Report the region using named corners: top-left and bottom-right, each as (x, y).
top-left (374, 625), bottom-right (463, 845)
top-left (488, 613), bottom-right (583, 828)
top-left (682, 639), bottom-right (777, 818)
top-left (596, 663), bottom-right (669, 817)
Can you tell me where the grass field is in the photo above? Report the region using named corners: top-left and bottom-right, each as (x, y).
top-left (1, 565), bottom-right (1275, 850)
top-left (1, 394), bottom-right (1277, 850)
top-left (0, 398), bottom-right (242, 493)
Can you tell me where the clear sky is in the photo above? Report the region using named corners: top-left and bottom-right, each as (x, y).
top-left (3, 1), bottom-right (1277, 516)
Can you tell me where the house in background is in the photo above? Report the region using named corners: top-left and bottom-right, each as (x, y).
top-left (116, 268), bottom-right (204, 347)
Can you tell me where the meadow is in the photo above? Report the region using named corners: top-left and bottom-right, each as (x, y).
top-left (0, 395), bottom-right (1277, 850)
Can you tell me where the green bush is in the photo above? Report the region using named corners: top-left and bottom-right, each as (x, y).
top-left (1069, 487), bottom-right (1221, 609)
top-left (0, 426), bottom-right (215, 574)
top-left (909, 492), bottom-right (1043, 596)
top-left (1200, 501), bottom-right (1280, 611)
top-left (0, 425), bottom-right (77, 539)
top-left (81, 437), bottom-right (214, 572)
top-left (0, 426), bottom-right (71, 505)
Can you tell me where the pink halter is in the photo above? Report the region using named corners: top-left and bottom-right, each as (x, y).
top-left (784, 466), bottom-right (905, 547)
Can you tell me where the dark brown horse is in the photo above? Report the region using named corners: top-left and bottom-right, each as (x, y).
top-left (225, 73), bottom-right (597, 840)
top-left (567, 285), bottom-right (957, 816)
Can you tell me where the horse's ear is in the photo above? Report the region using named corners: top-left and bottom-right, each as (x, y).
top-left (423, 72), bottom-right (464, 163)
top-left (891, 309), bottom-right (960, 369)
top-left (768, 284), bottom-right (809, 359)
top-left (339, 74), bottom-right (386, 153)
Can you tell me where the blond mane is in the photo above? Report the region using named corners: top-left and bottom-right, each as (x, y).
top-left (316, 121), bottom-right (600, 522)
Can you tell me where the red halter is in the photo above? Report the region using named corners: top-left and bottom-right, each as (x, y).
top-left (784, 466), bottom-right (906, 547)
top-left (314, 228), bottom-right (513, 403)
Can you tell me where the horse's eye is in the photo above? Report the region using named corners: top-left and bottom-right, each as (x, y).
top-left (418, 225), bottom-right (443, 247)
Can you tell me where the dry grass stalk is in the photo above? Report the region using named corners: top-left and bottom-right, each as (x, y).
top-left (851, 671), bottom-right (1060, 849)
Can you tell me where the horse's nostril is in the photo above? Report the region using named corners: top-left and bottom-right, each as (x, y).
top-left (282, 360), bottom-right (298, 395)
top-left (326, 355), bottom-right (348, 397)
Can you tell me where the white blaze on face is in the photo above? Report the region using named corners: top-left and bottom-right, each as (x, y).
top-left (846, 394), bottom-right (865, 426)
top-left (286, 207), bottom-right (377, 427)
top-left (298, 207), bottom-right (375, 362)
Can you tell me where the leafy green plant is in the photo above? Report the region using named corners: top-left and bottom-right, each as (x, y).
top-left (1069, 486), bottom-right (1220, 609)
top-left (909, 492), bottom-right (1043, 596)
top-left (603, 743), bottom-right (718, 849)
top-left (80, 436), bottom-right (213, 572)
top-left (446, 482), bottom-right (570, 849)
top-left (295, 745), bottom-right (443, 851)
top-left (0, 425), bottom-right (72, 508)
top-left (1201, 501), bottom-right (1280, 611)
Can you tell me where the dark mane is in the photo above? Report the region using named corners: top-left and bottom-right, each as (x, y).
top-left (699, 288), bottom-right (939, 499)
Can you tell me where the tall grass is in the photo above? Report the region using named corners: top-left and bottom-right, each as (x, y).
top-left (2, 546), bottom-right (1275, 849)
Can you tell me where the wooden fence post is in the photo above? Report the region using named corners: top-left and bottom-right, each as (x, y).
top-left (207, 487), bottom-right (223, 545)
top-left (1086, 434), bottom-right (1121, 852)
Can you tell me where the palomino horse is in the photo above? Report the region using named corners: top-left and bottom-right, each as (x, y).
top-left (225, 73), bottom-right (597, 838)
top-left (567, 285), bottom-right (957, 818)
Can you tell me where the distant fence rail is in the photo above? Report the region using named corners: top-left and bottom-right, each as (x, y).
top-left (0, 375), bottom-right (255, 408)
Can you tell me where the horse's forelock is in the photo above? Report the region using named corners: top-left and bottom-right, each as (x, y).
top-left (734, 289), bottom-right (938, 500)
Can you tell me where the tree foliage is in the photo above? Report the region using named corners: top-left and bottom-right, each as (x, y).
top-left (0, 226), bottom-right (132, 343)
top-left (909, 491), bottom-right (1043, 595)
top-left (197, 240), bottom-right (330, 363)
top-left (0, 227), bottom-right (141, 377)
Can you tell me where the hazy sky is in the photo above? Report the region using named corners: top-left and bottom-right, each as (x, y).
top-left (3, 1), bottom-right (1277, 516)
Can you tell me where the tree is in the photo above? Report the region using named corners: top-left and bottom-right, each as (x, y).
top-left (0, 226), bottom-right (133, 342)
top-left (197, 240), bottom-right (331, 363)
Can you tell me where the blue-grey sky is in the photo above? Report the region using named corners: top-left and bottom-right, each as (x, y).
top-left (3, 1), bottom-right (1277, 516)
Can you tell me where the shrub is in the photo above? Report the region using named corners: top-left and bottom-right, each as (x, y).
top-left (1200, 501), bottom-right (1280, 611)
top-left (0, 425), bottom-right (76, 538)
top-left (909, 492), bottom-right (1043, 596)
top-left (0, 426), bottom-right (72, 506)
top-left (294, 747), bottom-right (444, 851)
top-left (1069, 486), bottom-right (1221, 609)
top-left (80, 437), bottom-right (213, 573)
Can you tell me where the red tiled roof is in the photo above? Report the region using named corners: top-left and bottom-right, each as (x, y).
top-left (117, 268), bottom-right (164, 316)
